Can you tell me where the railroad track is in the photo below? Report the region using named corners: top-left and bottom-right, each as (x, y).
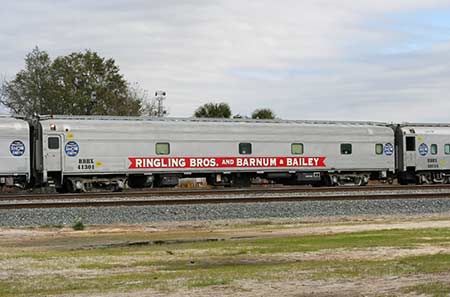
top-left (2, 186), bottom-right (450, 209)
top-left (2, 184), bottom-right (450, 202)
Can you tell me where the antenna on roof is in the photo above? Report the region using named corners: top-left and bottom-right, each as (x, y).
top-left (155, 90), bottom-right (166, 117)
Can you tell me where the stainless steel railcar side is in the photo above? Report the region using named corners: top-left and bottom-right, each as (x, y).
top-left (33, 116), bottom-right (395, 192)
top-left (0, 116), bottom-right (30, 189)
top-left (396, 124), bottom-right (450, 184)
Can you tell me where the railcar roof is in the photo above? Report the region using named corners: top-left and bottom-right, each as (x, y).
top-left (0, 115), bottom-right (28, 123)
top-left (0, 116), bottom-right (29, 132)
top-left (39, 115), bottom-right (390, 127)
top-left (398, 123), bottom-right (450, 128)
top-left (400, 126), bottom-right (450, 135)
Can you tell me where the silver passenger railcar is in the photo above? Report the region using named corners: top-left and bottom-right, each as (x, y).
top-left (33, 116), bottom-right (395, 192)
top-left (0, 116), bottom-right (30, 189)
top-left (396, 124), bottom-right (450, 184)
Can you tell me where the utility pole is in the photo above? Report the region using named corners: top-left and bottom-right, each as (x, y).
top-left (154, 90), bottom-right (166, 117)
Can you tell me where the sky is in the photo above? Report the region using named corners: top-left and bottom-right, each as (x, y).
top-left (1, 0), bottom-right (450, 122)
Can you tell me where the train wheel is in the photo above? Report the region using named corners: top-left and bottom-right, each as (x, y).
top-left (128, 175), bottom-right (149, 188)
top-left (56, 179), bottom-right (70, 193)
top-left (62, 179), bottom-right (75, 193)
top-left (231, 174), bottom-right (251, 188)
top-left (112, 180), bottom-right (125, 192)
top-left (398, 178), bottom-right (408, 185)
top-left (55, 186), bottom-right (67, 193)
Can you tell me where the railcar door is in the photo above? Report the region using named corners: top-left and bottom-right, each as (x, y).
top-left (405, 136), bottom-right (416, 168)
top-left (45, 135), bottom-right (62, 172)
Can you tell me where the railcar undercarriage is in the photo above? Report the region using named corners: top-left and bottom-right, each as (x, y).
top-left (52, 176), bottom-right (127, 193)
top-left (398, 170), bottom-right (450, 185)
top-left (0, 176), bottom-right (28, 191)
top-left (416, 171), bottom-right (450, 184)
top-left (43, 170), bottom-right (390, 193)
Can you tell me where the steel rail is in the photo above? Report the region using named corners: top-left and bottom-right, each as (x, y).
top-left (2, 184), bottom-right (450, 202)
top-left (2, 192), bottom-right (450, 210)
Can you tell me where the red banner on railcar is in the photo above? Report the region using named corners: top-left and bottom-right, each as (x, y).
top-left (128, 157), bottom-right (326, 169)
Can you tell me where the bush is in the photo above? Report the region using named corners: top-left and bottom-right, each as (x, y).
top-left (72, 219), bottom-right (85, 231)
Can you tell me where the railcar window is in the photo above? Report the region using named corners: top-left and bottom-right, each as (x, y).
top-left (445, 144), bottom-right (450, 155)
top-left (341, 143), bottom-right (352, 155)
top-left (156, 143), bottom-right (170, 155)
top-left (239, 143), bottom-right (252, 155)
top-left (291, 143), bottom-right (304, 155)
top-left (375, 144), bottom-right (383, 155)
top-left (406, 137), bottom-right (415, 151)
top-left (48, 137), bottom-right (59, 150)
top-left (431, 144), bottom-right (438, 155)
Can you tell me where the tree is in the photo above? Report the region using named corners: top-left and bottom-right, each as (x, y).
top-left (194, 102), bottom-right (232, 118)
top-left (128, 83), bottom-right (168, 117)
top-left (1, 47), bottom-right (54, 116)
top-left (0, 47), bottom-right (142, 116)
top-left (0, 75), bottom-right (10, 114)
top-left (251, 108), bottom-right (276, 120)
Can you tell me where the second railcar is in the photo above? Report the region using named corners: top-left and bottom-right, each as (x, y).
top-left (396, 124), bottom-right (450, 184)
top-left (33, 116), bottom-right (395, 192)
top-left (0, 116), bottom-right (30, 189)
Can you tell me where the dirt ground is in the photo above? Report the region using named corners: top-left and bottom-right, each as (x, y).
top-left (2, 213), bottom-right (450, 296)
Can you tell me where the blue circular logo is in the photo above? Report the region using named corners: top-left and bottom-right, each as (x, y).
top-left (65, 141), bottom-right (79, 157)
top-left (10, 140), bottom-right (25, 157)
top-left (384, 143), bottom-right (394, 156)
top-left (418, 143), bottom-right (428, 156)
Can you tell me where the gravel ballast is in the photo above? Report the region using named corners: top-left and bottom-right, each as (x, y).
top-left (2, 198), bottom-right (450, 227)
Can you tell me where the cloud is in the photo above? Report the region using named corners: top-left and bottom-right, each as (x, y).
top-left (1, 0), bottom-right (450, 121)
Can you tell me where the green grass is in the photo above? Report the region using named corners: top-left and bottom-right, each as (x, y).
top-left (0, 272), bottom-right (177, 296)
top-left (1, 226), bottom-right (450, 296)
top-left (188, 278), bottom-right (230, 288)
top-left (122, 227), bottom-right (450, 257)
top-left (161, 253), bottom-right (450, 280)
top-left (72, 220), bottom-right (85, 231)
top-left (3, 253), bottom-right (450, 296)
top-left (307, 253), bottom-right (450, 279)
top-left (243, 228), bottom-right (450, 254)
top-left (404, 282), bottom-right (450, 297)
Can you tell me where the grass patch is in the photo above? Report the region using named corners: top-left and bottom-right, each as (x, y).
top-left (72, 219), bottom-right (85, 231)
top-left (148, 227), bottom-right (450, 256)
top-left (160, 253), bottom-right (450, 281)
top-left (2, 226), bottom-right (450, 295)
top-left (307, 253), bottom-right (450, 279)
top-left (243, 228), bottom-right (450, 254)
top-left (404, 281), bottom-right (450, 297)
top-left (188, 278), bottom-right (230, 288)
top-left (78, 262), bottom-right (130, 270)
top-left (38, 224), bottom-right (64, 229)
top-left (4, 253), bottom-right (450, 296)
top-left (0, 272), bottom-right (178, 297)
